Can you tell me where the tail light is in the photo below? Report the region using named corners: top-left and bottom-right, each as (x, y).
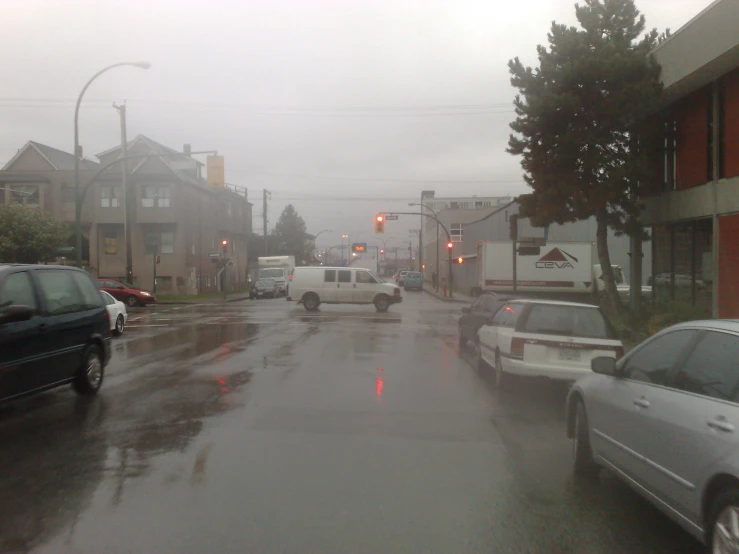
top-left (510, 337), bottom-right (525, 359)
top-left (615, 346), bottom-right (624, 360)
top-left (289, 274), bottom-right (293, 281)
top-left (103, 309), bottom-right (110, 323)
top-left (394, 288), bottom-right (401, 296)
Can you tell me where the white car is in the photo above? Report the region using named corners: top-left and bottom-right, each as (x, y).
top-left (101, 290), bottom-right (127, 335)
top-left (290, 266), bottom-right (402, 312)
top-left (476, 299), bottom-right (623, 388)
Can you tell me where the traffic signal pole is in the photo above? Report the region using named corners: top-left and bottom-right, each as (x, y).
top-left (378, 211), bottom-right (454, 299)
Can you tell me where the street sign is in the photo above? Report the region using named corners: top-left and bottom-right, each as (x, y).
top-left (385, 215), bottom-right (399, 220)
top-left (352, 242), bottom-right (367, 253)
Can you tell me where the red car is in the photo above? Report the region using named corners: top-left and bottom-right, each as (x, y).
top-left (97, 278), bottom-right (156, 307)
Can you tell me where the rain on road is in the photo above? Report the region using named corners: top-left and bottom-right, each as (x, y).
top-left (0, 292), bottom-right (703, 553)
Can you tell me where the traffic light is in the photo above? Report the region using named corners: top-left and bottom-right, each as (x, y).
top-left (509, 214), bottom-right (519, 241)
top-left (221, 239), bottom-right (228, 254)
top-left (447, 241), bottom-right (453, 250)
top-left (155, 255), bottom-right (161, 264)
top-left (375, 214), bottom-right (385, 234)
top-left (457, 257), bottom-right (463, 264)
top-left (421, 264), bottom-right (426, 269)
top-left (380, 249), bottom-right (384, 254)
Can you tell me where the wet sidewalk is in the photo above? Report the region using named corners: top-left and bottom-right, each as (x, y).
top-left (422, 284), bottom-right (473, 304)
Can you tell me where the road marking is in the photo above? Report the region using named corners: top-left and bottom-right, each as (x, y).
top-left (127, 324), bottom-right (171, 328)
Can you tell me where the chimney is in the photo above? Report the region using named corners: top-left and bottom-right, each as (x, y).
top-left (183, 144), bottom-right (191, 157)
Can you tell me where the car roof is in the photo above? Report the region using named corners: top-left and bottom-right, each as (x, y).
top-left (0, 264), bottom-right (89, 273)
top-left (666, 320), bottom-right (739, 333)
top-left (507, 298), bottom-right (599, 308)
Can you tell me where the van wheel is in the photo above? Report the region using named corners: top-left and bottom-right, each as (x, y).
top-left (73, 345), bottom-right (104, 395)
top-left (374, 295), bottom-right (389, 312)
top-left (303, 293), bottom-right (320, 311)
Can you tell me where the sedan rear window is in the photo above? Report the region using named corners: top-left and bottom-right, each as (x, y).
top-left (520, 304), bottom-right (617, 339)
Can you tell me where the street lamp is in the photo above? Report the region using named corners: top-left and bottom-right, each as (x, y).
top-left (74, 61), bottom-right (151, 267)
top-left (312, 229), bottom-right (331, 262)
top-left (409, 202), bottom-right (441, 291)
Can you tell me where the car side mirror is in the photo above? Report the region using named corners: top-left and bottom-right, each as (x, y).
top-left (461, 307), bottom-right (470, 314)
top-left (591, 356), bottom-right (617, 375)
top-left (0, 305), bottom-right (35, 325)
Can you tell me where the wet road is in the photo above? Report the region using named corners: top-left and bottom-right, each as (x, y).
top-left (0, 293), bottom-right (704, 553)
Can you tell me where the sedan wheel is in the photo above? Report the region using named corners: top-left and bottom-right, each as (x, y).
top-left (114, 314), bottom-right (125, 335)
top-left (573, 399), bottom-right (600, 475)
top-left (494, 351), bottom-right (507, 389)
top-left (126, 295), bottom-right (139, 307)
top-left (710, 495), bottom-right (739, 554)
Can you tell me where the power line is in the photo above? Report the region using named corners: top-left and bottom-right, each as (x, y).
top-left (230, 171), bottom-right (523, 184)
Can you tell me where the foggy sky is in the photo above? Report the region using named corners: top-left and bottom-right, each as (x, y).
top-left (2, 0), bottom-right (710, 253)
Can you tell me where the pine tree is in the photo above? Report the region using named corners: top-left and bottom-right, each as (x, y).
top-left (507, 0), bottom-right (665, 312)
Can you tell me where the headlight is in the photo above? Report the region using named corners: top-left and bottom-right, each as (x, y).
top-left (141, 292), bottom-right (152, 296)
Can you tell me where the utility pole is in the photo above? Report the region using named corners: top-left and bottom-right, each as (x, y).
top-left (113, 102), bottom-right (133, 284)
top-left (263, 189), bottom-right (270, 256)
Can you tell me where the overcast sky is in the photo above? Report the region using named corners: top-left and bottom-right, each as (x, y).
top-left (2, 0), bottom-right (710, 252)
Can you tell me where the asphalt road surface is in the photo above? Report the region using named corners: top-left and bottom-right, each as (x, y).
top-left (0, 292), bottom-right (705, 553)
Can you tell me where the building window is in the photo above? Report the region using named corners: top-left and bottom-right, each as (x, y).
top-left (451, 223), bottom-right (463, 242)
top-left (103, 229), bottom-right (118, 255)
top-left (144, 228), bottom-right (175, 254)
top-left (61, 186), bottom-right (75, 203)
top-left (141, 185), bottom-right (170, 208)
top-left (160, 231), bottom-right (174, 254)
top-left (10, 185), bottom-right (39, 205)
top-left (100, 185), bottom-right (121, 208)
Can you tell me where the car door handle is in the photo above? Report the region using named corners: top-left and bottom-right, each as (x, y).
top-left (633, 398), bottom-right (650, 408)
top-left (708, 418), bottom-right (735, 433)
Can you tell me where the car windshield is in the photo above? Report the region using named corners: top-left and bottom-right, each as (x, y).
top-left (260, 269), bottom-right (284, 278)
top-left (520, 304), bottom-right (617, 339)
top-left (117, 280), bottom-right (134, 288)
top-left (407, 272), bottom-right (422, 279)
top-left (256, 279), bottom-right (275, 286)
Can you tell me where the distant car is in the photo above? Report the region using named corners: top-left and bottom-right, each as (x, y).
top-left (397, 270), bottom-right (409, 286)
top-left (566, 320), bottom-right (739, 550)
top-left (0, 264), bottom-right (111, 402)
top-left (403, 271), bottom-right (423, 291)
top-left (97, 278), bottom-right (156, 307)
top-left (250, 278), bottom-right (279, 299)
top-left (477, 299), bottom-right (623, 388)
top-left (458, 292), bottom-right (515, 351)
top-left (101, 290), bottom-right (127, 335)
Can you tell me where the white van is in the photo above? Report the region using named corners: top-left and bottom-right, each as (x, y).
top-left (290, 267), bottom-right (402, 312)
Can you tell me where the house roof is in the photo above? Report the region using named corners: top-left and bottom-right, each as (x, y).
top-left (2, 141), bottom-right (99, 171)
top-left (96, 135), bottom-right (203, 166)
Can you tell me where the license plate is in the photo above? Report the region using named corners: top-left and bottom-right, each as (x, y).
top-left (558, 348), bottom-right (581, 361)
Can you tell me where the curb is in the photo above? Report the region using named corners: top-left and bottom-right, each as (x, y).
top-left (421, 287), bottom-right (469, 304)
top-left (156, 295), bottom-right (252, 305)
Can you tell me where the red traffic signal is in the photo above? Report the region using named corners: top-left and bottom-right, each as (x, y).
top-left (375, 213), bottom-right (385, 234)
top-left (447, 241), bottom-right (453, 249)
top-left (222, 239), bottom-right (228, 246)
top-left (376, 215), bottom-right (384, 222)
top-left (380, 249), bottom-right (384, 254)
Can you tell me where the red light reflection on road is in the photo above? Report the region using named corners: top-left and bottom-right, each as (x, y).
top-left (376, 377), bottom-right (383, 396)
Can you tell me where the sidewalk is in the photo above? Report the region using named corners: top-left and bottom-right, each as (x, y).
top-left (422, 284), bottom-right (473, 304)
top-left (157, 293), bottom-right (252, 305)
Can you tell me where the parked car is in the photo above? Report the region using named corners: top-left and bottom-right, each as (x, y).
top-left (458, 292), bottom-right (515, 351)
top-left (97, 278), bottom-right (156, 307)
top-left (250, 278), bottom-right (279, 299)
top-left (477, 299), bottom-right (623, 388)
top-left (397, 270), bottom-right (409, 286)
top-left (101, 290), bottom-right (127, 335)
top-left (290, 266), bottom-right (402, 312)
top-left (403, 271), bottom-right (424, 291)
top-left (566, 320), bottom-right (739, 550)
top-left (0, 264), bottom-right (111, 402)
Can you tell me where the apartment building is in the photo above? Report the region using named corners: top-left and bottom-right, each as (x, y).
top-left (0, 135), bottom-right (252, 295)
top-left (640, 0), bottom-right (739, 317)
top-left (419, 190), bottom-right (512, 279)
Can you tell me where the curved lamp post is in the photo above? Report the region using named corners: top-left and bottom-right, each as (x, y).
top-left (312, 229), bottom-right (331, 262)
top-left (409, 202), bottom-right (442, 291)
top-left (74, 61), bottom-right (151, 267)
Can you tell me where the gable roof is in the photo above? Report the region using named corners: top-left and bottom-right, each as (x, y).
top-left (2, 141), bottom-right (100, 171)
top-left (96, 135), bottom-right (203, 166)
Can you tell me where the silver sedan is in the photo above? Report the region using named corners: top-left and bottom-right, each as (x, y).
top-left (566, 320), bottom-right (739, 552)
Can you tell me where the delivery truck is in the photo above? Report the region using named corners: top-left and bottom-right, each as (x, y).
top-left (476, 241), bottom-right (593, 296)
top-left (257, 256), bottom-right (296, 295)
